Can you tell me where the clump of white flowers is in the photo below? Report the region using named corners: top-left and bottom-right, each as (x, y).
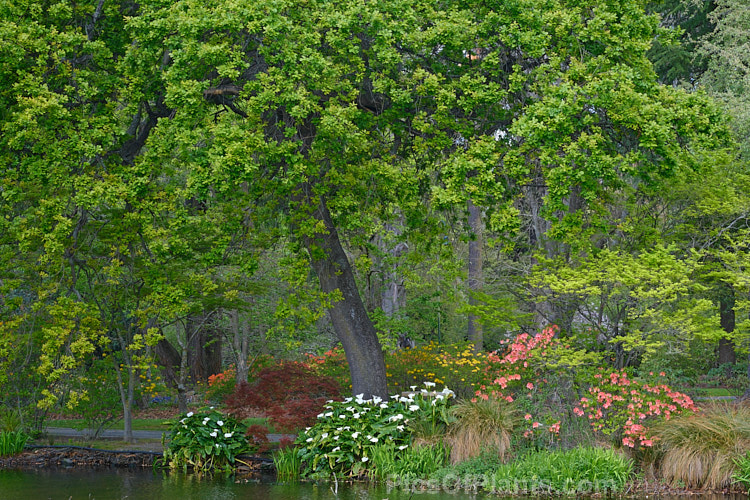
top-left (164, 408), bottom-right (249, 472)
top-left (296, 382), bottom-right (454, 477)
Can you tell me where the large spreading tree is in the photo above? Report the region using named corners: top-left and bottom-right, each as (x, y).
top-left (1, 0), bottom-right (727, 402)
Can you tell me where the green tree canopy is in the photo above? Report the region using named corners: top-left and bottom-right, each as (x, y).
top-left (0, 0), bottom-right (730, 400)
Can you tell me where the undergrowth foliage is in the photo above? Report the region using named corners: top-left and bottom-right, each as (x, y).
top-left (370, 440), bottom-right (451, 482)
top-left (225, 362), bottom-right (342, 432)
top-left (427, 447), bottom-right (632, 494)
top-left (488, 447), bottom-right (633, 495)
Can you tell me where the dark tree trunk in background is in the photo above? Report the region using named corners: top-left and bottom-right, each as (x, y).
top-left (380, 223), bottom-right (408, 319)
top-left (155, 338), bottom-right (181, 388)
top-left (368, 221), bottom-right (407, 321)
top-left (154, 337), bottom-right (189, 413)
top-left (304, 197), bottom-right (388, 399)
top-left (229, 309), bottom-right (252, 384)
top-left (467, 199), bottom-right (483, 353)
top-left (187, 313), bottom-right (223, 383)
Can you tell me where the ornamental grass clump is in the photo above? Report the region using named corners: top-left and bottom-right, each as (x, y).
top-left (296, 384), bottom-right (454, 478)
top-left (447, 397), bottom-right (518, 464)
top-left (654, 402), bottom-right (750, 490)
top-left (163, 408), bottom-right (250, 472)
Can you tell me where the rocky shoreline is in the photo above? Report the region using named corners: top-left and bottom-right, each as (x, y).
top-left (0, 446), bottom-right (274, 473)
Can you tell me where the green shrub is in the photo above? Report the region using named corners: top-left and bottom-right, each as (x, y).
top-left (428, 451), bottom-right (506, 491)
top-left (426, 446), bottom-right (632, 493)
top-left (0, 431), bottom-right (29, 456)
top-left (733, 451), bottom-right (750, 491)
top-left (489, 447), bottom-right (632, 495)
top-left (655, 402), bottom-right (750, 489)
top-left (0, 408), bottom-right (23, 433)
top-left (162, 408), bottom-right (250, 472)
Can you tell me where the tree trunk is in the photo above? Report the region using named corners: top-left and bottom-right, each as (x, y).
top-left (380, 223), bottom-right (407, 319)
top-left (123, 367), bottom-right (136, 443)
top-left (718, 287), bottom-right (736, 367)
top-left (467, 199), bottom-right (483, 353)
top-left (155, 338), bottom-right (181, 390)
top-left (230, 309), bottom-right (251, 384)
top-left (187, 313), bottom-right (222, 383)
top-left (303, 198), bottom-right (388, 399)
top-left (177, 336), bottom-right (190, 414)
top-left (112, 349), bottom-right (136, 444)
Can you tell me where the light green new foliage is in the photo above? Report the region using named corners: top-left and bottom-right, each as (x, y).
top-left (528, 245), bottom-right (720, 364)
top-left (119, 0), bottom-right (729, 398)
top-left (0, 0), bottom-right (163, 422)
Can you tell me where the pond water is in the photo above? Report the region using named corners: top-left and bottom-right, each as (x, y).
top-left (0, 468), bottom-right (490, 500)
top-left (0, 468), bottom-right (746, 500)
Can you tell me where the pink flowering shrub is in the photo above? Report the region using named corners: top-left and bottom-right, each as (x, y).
top-left (575, 369), bottom-right (696, 448)
top-left (475, 327), bottom-right (695, 450)
top-left (474, 326), bottom-right (600, 447)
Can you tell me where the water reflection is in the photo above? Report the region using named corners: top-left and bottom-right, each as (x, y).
top-left (0, 468), bottom-right (490, 500)
top-left (0, 468), bottom-right (746, 500)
